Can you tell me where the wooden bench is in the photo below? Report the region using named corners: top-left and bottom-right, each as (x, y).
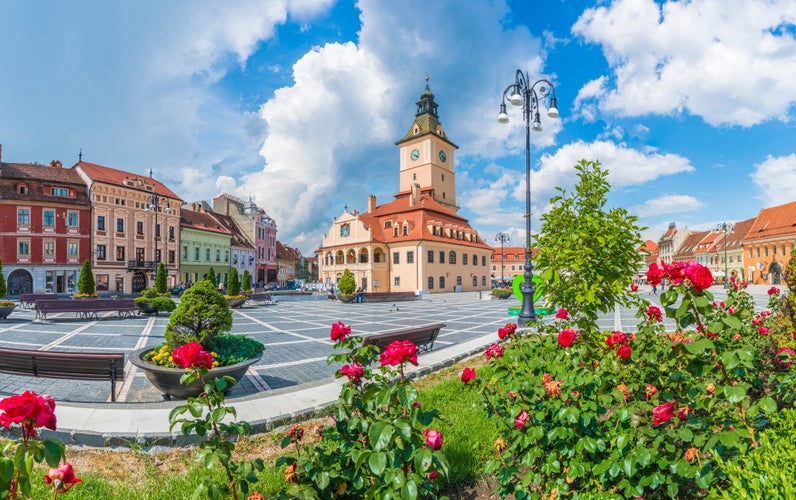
top-left (35, 299), bottom-right (138, 320)
top-left (362, 291), bottom-right (418, 303)
top-left (362, 323), bottom-right (446, 354)
top-left (19, 293), bottom-right (60, 309)
top-left (0, 347), bottom-right (125, 402)
top-left (246, 292), bottom-right (275, 306)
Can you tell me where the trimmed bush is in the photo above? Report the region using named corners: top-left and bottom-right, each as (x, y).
top-left (241, 270), bottom-right (252, 293)
top-left (77, 259), bottom-right (96, 296)
top-left (227, 267), bottom-right (240, 296)
top-left (155, 262), bottom-right (168, 294)
top-left (207, 334), bottom-right (264, 366)
top-left (338, 268), bottom-right (356, 296)
top-left (0, 259), bottom-right (6, 299)
top-left (164, 279), bottom-right (232, 348)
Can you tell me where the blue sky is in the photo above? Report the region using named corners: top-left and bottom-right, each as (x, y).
top-left (2, 0), bottom-right (796, 254)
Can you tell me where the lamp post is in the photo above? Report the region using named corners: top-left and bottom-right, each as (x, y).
top-left (717, 222), bottom-right (734, 288)
top-left (497, 69), bottom-right (559, 324)
top-left (494, 232), bottom-right (511, 286)
top-left (146, 171), bottom-right (171, 285)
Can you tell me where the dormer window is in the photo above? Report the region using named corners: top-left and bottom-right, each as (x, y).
top-left (17, 183), bottom-right (29, 194)
top-left (384, 220), bottom-right (393, 228)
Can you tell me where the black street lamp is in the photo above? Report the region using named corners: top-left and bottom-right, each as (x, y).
top-left (717, 222), bottom-right (734, 288)
top-left (494, 232), bottom-right (511, 286)
top-left (497, 69), bottom-right (559, 324)
top-left (146, 171), bottom-right (171, 281)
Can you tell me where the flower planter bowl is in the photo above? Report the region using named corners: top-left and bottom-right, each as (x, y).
top-left (0, 305), bottom-right (16, 319)
top-left (339, 295), bottom-right (356, 303)
top-left (226, 298), bottom-right (246, 309)
top-left (129, 347), bottom-right (262, 399)
top-left (136, 301), bottom-right (158, 315)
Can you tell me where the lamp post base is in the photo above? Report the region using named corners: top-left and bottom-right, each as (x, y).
top-left (517, 291), bottom-right (536, 325)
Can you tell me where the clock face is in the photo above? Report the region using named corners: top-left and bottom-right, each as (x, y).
top-left (438, 150), bottom-right (447, 162)
top-left (410, 149), bottom-right (419, 161)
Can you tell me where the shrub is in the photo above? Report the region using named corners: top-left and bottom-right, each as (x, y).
top-left (241, 270), bottom-right (252, 293)
top-left (205, 267), bottom-right (216, 285)
top-left (0, 259), bottom-right (6, 299)
top-left (207, 334), bottom-right (265, 366)
top-left (164, 279), bottom-right (232, 348)
top-left (227, 268), bottom-right (240, 297)
top-left (491, 288), bottom-right (512, 299)
top-left (77, 260), bottom-right (96, 296)
top-left (155, 262), bottom-right (168, 294)
top-left (337, 268), bottom-right (356, 296)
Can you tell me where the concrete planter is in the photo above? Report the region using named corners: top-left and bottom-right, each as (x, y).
top-left (226, 298), bottom-right (246, 309)
top-left (0, 304), bottom-right (16, 319)
top-left (130, 347), bottom-right (262, 399)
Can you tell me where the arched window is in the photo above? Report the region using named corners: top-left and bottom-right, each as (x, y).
top-left (439, 276), bottom-right (445, 289)
top-left (347, 250), bottom-right (355, 264)
top-left (358, 249), bottom-right (369, 263)
top-left (427, 277), bottom-right (434, 289)
top-left (456, 276), bottom-right (462, 286)
top-left (448, 251), bottom-right (456, 264)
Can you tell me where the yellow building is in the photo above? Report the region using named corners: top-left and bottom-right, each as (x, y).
top-left (743, 201), bottom-right (796, 284)
top-left (318, 80), bottom-right (492, 293)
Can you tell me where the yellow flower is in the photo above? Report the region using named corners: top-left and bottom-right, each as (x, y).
top-left (212, 361), bottom-right (219, 367)
top-left (494, 438), bottom-right (507, 454)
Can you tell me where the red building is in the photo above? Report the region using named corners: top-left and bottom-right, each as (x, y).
top-left (0, 155), bottom-right (91, 294)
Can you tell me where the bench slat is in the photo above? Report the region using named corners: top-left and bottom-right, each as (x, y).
top-left (362, 323), bottom-right (445, 353)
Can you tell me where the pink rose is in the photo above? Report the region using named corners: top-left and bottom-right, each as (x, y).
top-left (759, 326), bottom-right (770, 336)
top-left (617, 344), bottom-right (632, 359)
top-left (330, 321), bottom-right (351, 341)
top-left (379, 339), bottom-right (418, 366)
top-left (340, 362), bottom-right (364, 383)
top-left (555, 308), bottom-right (569, 320)
top-left (0, 391), bottom-right (57, 437)
top-left (44, 463), bottom-right (82, 493)
top-left (645, 384), bottom-right (657, 398)
top-left (498, 323), bottom-right (518, 339)
top-left (776, 347), bottom-right (794, 367)
top-left (423, 429), bottom-right (442, 450)
top-left (485, 344), bottom-right (504, 361)
top-left (514, 409), bottom-right (529, 429)
top-left (558, 329), bottom-right (576, 347)
top-left (646, 263), bottom-right (665, 286)
top-left (461, 367), bottom-right (476, 384)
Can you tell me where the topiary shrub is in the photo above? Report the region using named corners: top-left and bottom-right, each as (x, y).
top-left (241, 270), bottom-right (252, 293)
top-left (76, 259), bottom-right (96, 297)
top-left (155, 262), bottom-right (168, 294)
top-left (338, 268), bottom-right (356, 296)
top-left (491, 288), bottom-right (512, 299)
top-left (204, 267), bottom-right (216, 285)
top-left (164, 279), bottom-right (232, 349)
top-left (0, 259), bottom-right (7, 299)
top-left (207, 334), bottom-right (264, 365)
top-left (227, 267), bottom-right (240, 297)
top-left (135, 294), bottom-right (177, 313)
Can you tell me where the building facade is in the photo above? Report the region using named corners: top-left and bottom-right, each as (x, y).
top-left (74, 161), bottom-right (182, 293)
top-left (317, 81), bottom-right (492, 293)
top-left (179, 203), bottom-right (232, 287)
top-left (743, 201), bottom-right (796, 284)
top-left (490, 246), bottom-right (533, 286)
top-left (0, 159), bottom-right (91, 294)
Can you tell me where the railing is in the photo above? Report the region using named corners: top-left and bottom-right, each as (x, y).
top-left (127, 260), bottom-right (157, 271)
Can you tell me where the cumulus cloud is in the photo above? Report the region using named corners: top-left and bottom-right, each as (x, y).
top-left (572, 0), bottom-right (796, 126)
top-left (751, 154), bottom-right (796, 206)
top-left (629, 194), bottom-right (706, 218)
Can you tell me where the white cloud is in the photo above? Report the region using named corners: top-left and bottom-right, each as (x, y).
top-left (629, 194), bottom-right (706, 217)
top-left (751, 154), bottom-right (796, 206)
top-left (572, 0), bottom-right (796, 126)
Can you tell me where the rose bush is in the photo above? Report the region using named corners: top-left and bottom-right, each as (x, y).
top-left (276, 322), bottom-right (449, 498)
top-left (462, 260), bottom-right (794, 498)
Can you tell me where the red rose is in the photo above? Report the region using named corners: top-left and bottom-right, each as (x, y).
top-left (645, 384), bottom-right (657, 398)
top-left (558, 329), bottom-right (576, 347)
top-left (171, 342), bottom-right (213, 370)
top-left (427, 471), bottom-right (438, 480)
top-left (653, 401), bottom-right (676, 426)
top-left (514, 409), bottom-right (529, 429)
top-left (288, 425), bottom-right (304, 442)
top-left (777, 347), bottom-right (794, 367)
top-left (44, 463), bottom-right (82, 493)
top-left (646, 263), bottom-right (665, 286)
top-left (759, 326), bottom-right (770, 336)
top-left (630, 284), bottom-right (638, 292)
top-left (340, 362), bottom-right (364, 383)
top-left (484, 344), bottom-right (504, 361)
top-left (379, 339), bottom-right (418, 366)
top-left (0, 391), bottom-right (57, 437)
top-left (461, 367), bottom-right (476, 383)
top-left (678, 406), bottom-right (691, 421)
top-left (555, 308), bottom-right (569, 320)
top-left (792, 330), bottom-right (796, 342)
top-left (768, 286), bottom-right (780, 295)
top-left (330, 321), bottom-right (351, 341)
top-left (666, 261), bottom-right (687, 284)
top-left (617, 344), bottom-right (632, 359)
top-left (685, 263), bottom-right (712, 292)
top-left (646, 306), bottom-right (662, 322)
top-left (423, 429), bottom-right (442, 450)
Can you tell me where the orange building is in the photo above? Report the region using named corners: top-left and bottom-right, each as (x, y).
top-left (490, 246), bottom-right (537, 286)
top-left (743, 201), bottom-right (796, 284)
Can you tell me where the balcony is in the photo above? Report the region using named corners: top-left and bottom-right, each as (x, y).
top-left (127, 260), bottom-right (157, 271)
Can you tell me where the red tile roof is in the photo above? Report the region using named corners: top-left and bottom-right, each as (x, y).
top-left (0, 162), bottom-right (90, 204)
top-left (725, 218), bottom-right (755, 250)
top-left (73, 161), bottom-right (182, 200)
top-left (745, 201), bottom-right (796, 241)
top-left (180, 208), bottom-right (231, 235)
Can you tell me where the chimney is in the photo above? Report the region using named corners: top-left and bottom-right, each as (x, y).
top-left (50, 160), bottom-right (63, 168)
top-left (368, 195), bottom-right (377, 213)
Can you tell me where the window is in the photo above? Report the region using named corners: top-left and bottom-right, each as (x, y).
top-left (116, 218), bottom-right (125, 233)
top-left (448, 251), bottom-right (456, 264)
top-left (783, 245), bottom-right (787, 255)
top-left (407, 251), bottom-right (414, 264)
top-left (18, 240), bottom-right (30, 256)
top-left (427, 250), bottom-right (434, 263)
top-left (169, 250), bottom-right (175, 264)
top-left (156, 224), bottom-right (161, 238)
top-left (206, 248), bottom-right (211, 261)
top-left (216, 249), bottom-right (221, 262)
top-left (195, 247), bottom-right (200, 261)
top-left (456, 276), bottom-right (462, 286)
top-left (169, 226), bottom-right (175, 241)
top-left (68, 242), bottom-right (78, 256)
top-left (764, 247), bottom-right (769, 257)
top-left (473, 254), bottom-right (477, 266)
top-left (393, 252), bottom-right (400, 264)
top-left (394, 276), bottom-right (400, 286)
top-left (473, 276), bottom-right (478, 286)
top-left (183, 246), bottom-right (188, 260)
top-left (482, 276), bottom-right (486, 286)
top-left (18, 184), bottom-right (28, 194)
top-left (428, 277), bottom-right (434, 289)
top-left (439, 276), bottom-right (445, 289)
top-left (402, 225), bottom-right (408, 236)
top-left (51, 187), bottom-right (69, 197)
top-left (17, 208), bottom-right (30, 225)
top-left (225, 250), bottom-right (229, 262)
top-left (43, 241), bottom-right (55, 257)
top-left (66, 211), bottom-right (78, 227)
top-left (359, 251), bottom-right (368, 263)
top-left (116, 246), bottom-right (125, 261)
top-left (756, 248), bottom-right (760, 258)
top-left (773, 245), bottom-right (777, 255)
top-left (462, 254), bottom-right (468, 265)
top-left (43, 210), bottom-right (55, 226)
top-left (749, 249), bottom-right (753, 258)
top-left (97, 215), bottom-right (106, 231)
top-left (137, 221), bottom-right (144, 235)
top-left (393, 227), bottom-right (398, 237)
top-left (482, 256), bottom-right (486, 266)
top-left (136, 248), bottom-right (145, 261)
top-left (492, 264), bottom-right (496, 271)
top-left (96, 245), bottom-right (106, 261)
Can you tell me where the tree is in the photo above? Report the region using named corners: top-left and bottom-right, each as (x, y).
top-left (164, 279), bottom-right (232, 348)
top-left (338, 268), bottom-right (356, 296)
top-left (534, 159), bottom-right (644, 330)
top-left (77, 259), bottom-right (96, 296)
top-left (241, 270), bottom-right (252, 293)
top-left (204, 267), bottom-right (216, 285)
top-left (0, 259), bottom-right (6, 298)
top-left (155, 262), bottom-right (168, 294)
top-left (227, 267), bottom-right (240, 296)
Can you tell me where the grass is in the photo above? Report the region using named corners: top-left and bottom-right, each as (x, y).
top-left (3, 357), bottom-right (498, 499)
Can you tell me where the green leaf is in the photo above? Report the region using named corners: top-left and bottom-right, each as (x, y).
top-left (723, 385), bottom-right (747, 404)
top-left (397, 384), bottom-right (418, 408)
top-left (402, 480), bottom-right (419, 500)
top-left (368, 452), bottom-right (387, 475)
top-left (719, 430), bottom-right (739, 448)
top-left (394, 419), bottom-right (412, 443)
top-left (660, 289), bottom-right (678, 306)
top-left (684, 337), bottom-right (714, 355)
top-left (722, 315), bottom-right (743, 331)
top-left (0, 457), bottom-right (13, 483)
top-left (759, 396), bottom-right (777, 415)
top-left (42, 439), bottom-right (65, 468)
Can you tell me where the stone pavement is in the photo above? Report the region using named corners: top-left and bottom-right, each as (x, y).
top-left (0, 285), bottom-right (779, 447)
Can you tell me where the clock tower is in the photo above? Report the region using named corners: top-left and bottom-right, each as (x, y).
top-left (396, 77), bottom-right (459, 213)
